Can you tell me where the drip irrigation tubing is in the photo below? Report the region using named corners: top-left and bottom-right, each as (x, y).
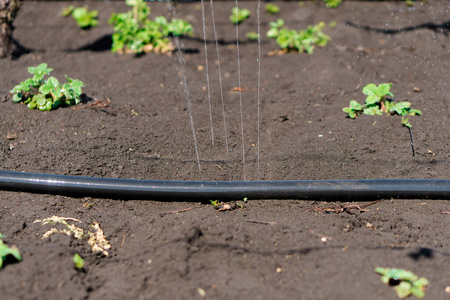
top-left (0, 171), bottom-right (449, 201)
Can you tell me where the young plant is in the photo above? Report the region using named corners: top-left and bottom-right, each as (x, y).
top-left (246, 31), bottom-right (259, 41)
top-left (230, 7), bottom-right (250, 25)
top-left (265, 3), bottom-right (280, 15)
top-left (343, 83), bottom-right (421, 119)
top-left (73, 253), bottom-right (85, 270)
top-left (267, 19), bottom-right (330, 53)
top-left (375, 267), bottom-right (429, 299)
top-left (0, 235), bottom-right (22, 268)
top-left (323, 0), bottom-right (342, 8)
top-left (10, 63), bottom-right (85, 111)
top-left (62, 5), bottom-right (99, 29)
top-left (343, 83), bottom-right (421, 156)
top-left (109, 0), bottom-right (193, 54)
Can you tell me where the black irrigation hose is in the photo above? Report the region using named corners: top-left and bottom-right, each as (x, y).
top-left (0, 170), bottom-right (449, 201)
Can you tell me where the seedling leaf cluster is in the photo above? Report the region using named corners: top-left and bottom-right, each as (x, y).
top-left (62, 5), bottom-right (99, 29)
top-left (10, 63), bottom-right (85, 111)
top-left (230, 7), bottom-right (250, 25)
top-left (267, 19), bottom-right (330, 53)
top-left (375, 267), bottom-right (429, 298)
top-left (343, 83), bottom-right (421, 124)
top-left (109, 0), bottom-right (193, 54)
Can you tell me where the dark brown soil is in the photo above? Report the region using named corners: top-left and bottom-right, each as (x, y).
top-left (0, 1), bottom-right (449, 299)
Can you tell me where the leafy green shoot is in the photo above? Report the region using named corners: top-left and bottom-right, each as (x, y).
top-left (10, 63), bottom-right (85, 111)
top-left (375, 267), bottom-right (428, 298)
top-left (267, 19), bottom-right (330, 53)
top-left (230, 7), bottom-right (250, 25)
top-left (265, 3), bottom-right (280, 15)
top-left (246, 32), bottom-right (259, 41)
top-left (343, 83), bottom-right (421, 120)
top-left (0, 235), bottom-right (22, 269)
top-left (109, 0), bottom-right (193, 54)
top-left (62, 5), bottom-right (99, 29)
top-left (210, 200), bottom-right (220, 207)
top-left (73, 253), bottom-right (85, 270)
top-left (323, 0), bottom-right (342, 8)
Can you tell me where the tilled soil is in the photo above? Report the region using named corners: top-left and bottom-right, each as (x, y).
top-left (0, 1), bottom-right (449, 299)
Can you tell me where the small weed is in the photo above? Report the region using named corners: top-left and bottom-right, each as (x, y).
top-left (267, 19), bottom-right (330, 53)
top-left (0, 235), bottom-right (22, 269)
top-left (265, 3), bottom-right (280, 15)
top-left (375, 267), bottom-right (428, 298)
top-left (73, 253), bottom-right (84, 270)
top-left (62, 5), bottom-right (98, 29)
top-left (10, 63), bottom-right (85, 111)
top-left (230, 7), bottom-right (250, 25)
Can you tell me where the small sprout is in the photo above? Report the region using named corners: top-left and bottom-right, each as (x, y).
top-left (63, 5), bottom-right (99, 29)
top-left (342, 100), bottom-right (362, 119)
top-left (375, 267), bottom-right (429, 299)
top-left (246, 32), bottom-right (259, 41)
top-left (265, 3), bottom-right (280, 15)
top-left (323, 0), bottom-right (342, 8)
top-left (0, 235), bottom-right (22, 269)
top-left (243, 197), bottom-right (248, 203)
top-left (73, 253), bottom-right (84, 270)
top-left (236, 203), bottom-right (244, 209)
top-left (230, 7), bottom-right (250, 25)
top-left (210, 200), bottom-right (220, 207)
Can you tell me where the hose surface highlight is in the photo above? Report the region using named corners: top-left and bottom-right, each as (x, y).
top-left (0, 171), bottom-right (449, 201)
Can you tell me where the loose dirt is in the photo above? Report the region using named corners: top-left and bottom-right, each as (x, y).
top-left (0, 1), bottom-right (449, 299)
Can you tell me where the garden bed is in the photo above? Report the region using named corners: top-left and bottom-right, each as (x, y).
top-left (0, 1), bottom-right (449, 299)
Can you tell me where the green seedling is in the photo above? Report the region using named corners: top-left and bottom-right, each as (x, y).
top-left (73, 253), bottom-right (84, 270)
top-left (267, 19), bottom-right (330, 53)
top-left (343, 83), bottom-right (421, 118)
top-left (0, 235), bottom-right (22, 269)
top-left (323, 0), bottom-right (342, 8)
top-left (109, 0), bottom-right (193, 54)
top-left (10, 63), bottom-right (85, 111)
top-left (62, 5), bottom-right (99, 29)
top-left (343, 83), bottom-right (421, 156)
top-left (375, 267), bottom-right (429, 299)
top-left (265, 3), bottom-right (280, 14)
top-left (246, 32), bottom-right (259, 41)
top-left (230, 7), bottom-right (250, 25)
top-left (210, 200), bottom-right (220, 207)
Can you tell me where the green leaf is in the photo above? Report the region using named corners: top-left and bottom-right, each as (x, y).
top-left (395, 281), bottom-right (413, 299)
top-left (408, 108), bottom-right (422, 116)
top-left (39, 76), bottom-right (60, 95)
top-left (266, 28), bottom-right (279, 39)
top-left (363, 107), bottom-right (383, 116)
top-left (362, 83), bottom-right (378, 97)
top-left (378, 83), bottom-right (394, 97)
top-left (73, 253), bottom-right (84, 269)
top-left (12, 93), bottom-right (23, 103)
top-left (28, 63), bottom-right (52, 82)
top-left (0, 239), bottom-right (22, 269)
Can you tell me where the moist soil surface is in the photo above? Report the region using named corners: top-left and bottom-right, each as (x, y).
top-left (0, 1), bottom-right (449, 299)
